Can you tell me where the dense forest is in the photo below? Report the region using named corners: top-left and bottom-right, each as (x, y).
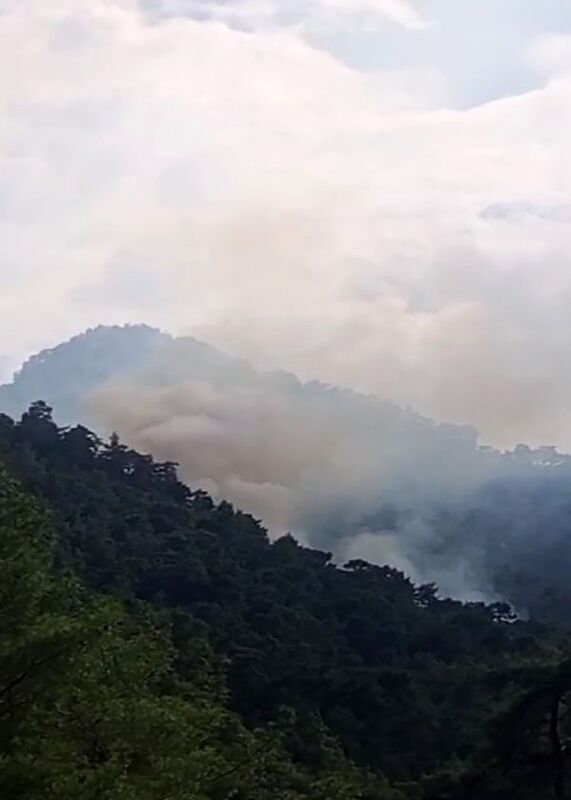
top-left (1, 401), bottom-right (571, 798)
top-left (3, 325), bottom-right (571, 625)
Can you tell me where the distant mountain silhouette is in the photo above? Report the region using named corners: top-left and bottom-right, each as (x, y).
top-left (0, 324), bottom-right (277, 428)
top-left (0, 325), bottom-right (170, 425)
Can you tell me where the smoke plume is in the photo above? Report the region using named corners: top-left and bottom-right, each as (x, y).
top-left (88, 335), bottom-right (553, 599)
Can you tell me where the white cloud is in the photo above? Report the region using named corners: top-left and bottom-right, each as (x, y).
top-left (527, 33), bottom-right (571, 79)
top-left (316, 0), bottom-right (424, 28)
top-left (143, 0), bottom-right (425, 30)
top-left (1, 0), bottom-right (571, 448)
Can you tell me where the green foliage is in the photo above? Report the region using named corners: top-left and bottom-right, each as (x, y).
top-left (0, 452), bottom-right (402, 800)
top-left (1, 404), bottom-right (571, 799)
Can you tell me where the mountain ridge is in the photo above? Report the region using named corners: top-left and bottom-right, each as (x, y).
top-left (3, 324), bottom-right (571, 622)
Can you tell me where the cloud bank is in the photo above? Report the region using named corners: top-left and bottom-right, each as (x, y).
top-left (1, 0), bottom-right (571, 451)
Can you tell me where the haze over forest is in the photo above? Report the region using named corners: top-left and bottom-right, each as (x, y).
top-left (2, 1), bottom-right (571, 607)
top-left (4, 3), bottom-right (571, 799)
top-left (2, 323), bottom-right (571, 623)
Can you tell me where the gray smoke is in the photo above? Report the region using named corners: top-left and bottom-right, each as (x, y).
top-left (88, 333), bottom-right (554, 600)
top-left (2, 323), bottom-right (568, 602)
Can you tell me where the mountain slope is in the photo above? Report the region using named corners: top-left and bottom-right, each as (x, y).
top-left (3, 326), bottom-right (571, 624)
top-left (0, 325), bottom-right (171, 426)
top-left (0, 402), bottom-right (563, 783)
top-left (0, 451), bottom-right (407, 800)
top-left (1, 402), bottom-right (570, 799)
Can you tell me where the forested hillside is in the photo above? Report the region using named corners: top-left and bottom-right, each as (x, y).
top-left (1, 401), bottom-right (571, 798)
top-left (3, 325), bottom-right (571, 626)
top-left (0, 458), bottom-right (396, 800)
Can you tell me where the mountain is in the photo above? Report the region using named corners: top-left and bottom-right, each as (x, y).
top-left (0, 324), bottom-right (270, 428)
top-left (0, 325), bottom-right (171, 426)
top-left (3, 325), bottom-right (571, 625)
top-left (0, 401), bottom-right (569, 799)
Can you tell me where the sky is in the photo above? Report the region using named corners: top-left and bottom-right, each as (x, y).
top-left (2, 0), bottom-right (571, 447)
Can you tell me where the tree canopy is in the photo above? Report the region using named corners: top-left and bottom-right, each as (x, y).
top-left (1, 403), bottom-right (570, 798)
